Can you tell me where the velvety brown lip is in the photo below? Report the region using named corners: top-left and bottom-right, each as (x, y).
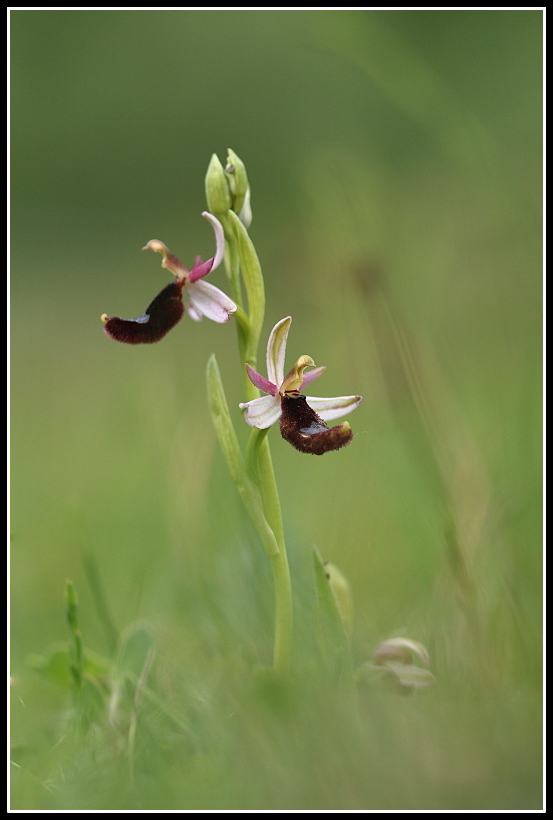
top-left (102, 280), bottom-right (184, 344)
top-left (279, 393), bottom-right (353, 455)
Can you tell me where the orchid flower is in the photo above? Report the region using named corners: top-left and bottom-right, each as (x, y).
top-left (239, 317), bottom-right (362, 454)
top-left (101, 212), bottom-right (236, 344)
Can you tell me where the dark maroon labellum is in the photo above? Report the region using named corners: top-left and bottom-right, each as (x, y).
top-left (279, 393), bottom-right (353, 455)
top-left (103, 281), bottom-right (184, 344)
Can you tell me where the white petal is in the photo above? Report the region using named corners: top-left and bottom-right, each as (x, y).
top-left (239, 394), bottom-right (282, 429)
top-left (305, 394), bottom-right (363, 422)
top-left (184, 302), bottom-right (203, 322)
top-left (201, 212), bottom-right (225, 271)
top-left (187, 280), bottom-right (237, 323)
top-left (266, 317), bottom-right (291, 387)
top-left (238, 186), bottom-right (252, 228)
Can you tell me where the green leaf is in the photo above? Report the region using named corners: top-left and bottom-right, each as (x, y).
top-left (114, 621), bottom-right (155, 681)
top-left (27, 643), bottom-right (112, 690)
top-left (206, 354), bottom-right (279, 557)
top-left (27, 643), bottom-right (72, 689)
top-left (227, 210), bottom-right (265, 365)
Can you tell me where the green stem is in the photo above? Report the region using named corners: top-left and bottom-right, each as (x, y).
top-left (65, 580), bottom-right (84, 695)
top-left (247, 428), bottom-right (292, 674)
top-left (222, 228), bottom-right (255, 401)
top-left (258, 438), bottom-right (293, 675)
top-left (223, 226), bottom-right (244, 311)
top-left (217, 196), bottom-right (293, 674)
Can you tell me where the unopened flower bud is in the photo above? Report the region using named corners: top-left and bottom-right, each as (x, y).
top-left (324, 561), bottom-right (354, 638)
top-left (370, 637), bottom-right (434, 694)
top-left (226, 148), bottom-right (252, 227)
top-left (373, 637), bottom-right (430, 667)
top-left (205, 153), bottom-right (232, 218)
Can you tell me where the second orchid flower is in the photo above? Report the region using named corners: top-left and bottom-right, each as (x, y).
top-left (240, 317), bottom-right (362, 455)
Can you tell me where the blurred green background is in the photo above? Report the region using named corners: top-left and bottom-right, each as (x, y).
top-left (11, 10), bottom-right (542, 810)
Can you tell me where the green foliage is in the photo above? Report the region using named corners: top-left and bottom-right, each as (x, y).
top-left (206, 354), bottom-right (279, 558)
top-left (227, 209), bottom-right (265, 367)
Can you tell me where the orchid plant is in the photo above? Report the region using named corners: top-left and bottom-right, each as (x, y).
top-left (101, 150), bottom-right (362, 675)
